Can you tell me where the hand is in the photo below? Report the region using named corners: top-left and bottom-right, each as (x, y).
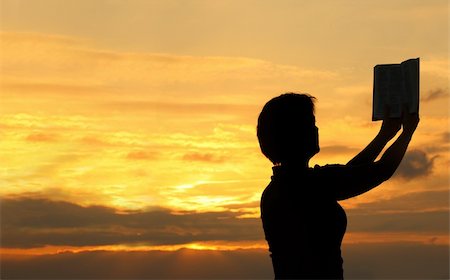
top-left (402, 104), bottom-right (419, 135)
top-left (379, 105), bottom-right (401, 140)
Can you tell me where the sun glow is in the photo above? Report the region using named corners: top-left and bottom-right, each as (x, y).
top-left (0, 241), bottom-right (270, 256)
top-left (0, 3), bottom-right (448, 278)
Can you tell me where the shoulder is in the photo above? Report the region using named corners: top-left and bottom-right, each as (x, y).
top-left (312, 163), bottom-right (346, 175)
top-left (310, 163), bottom-right (358, 188)
top-left (313, 163), bottom-right (345, 169)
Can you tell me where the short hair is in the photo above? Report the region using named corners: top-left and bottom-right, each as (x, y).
top-left (257, 93), bottom-right (316, 164)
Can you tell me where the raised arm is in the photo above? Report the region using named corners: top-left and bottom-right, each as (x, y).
top-left (326, 109), bottom-right (419, 200)
top-left (375, 111), bottom-right (419, 180)
top-left (348, 107), bottom-right (401, 165)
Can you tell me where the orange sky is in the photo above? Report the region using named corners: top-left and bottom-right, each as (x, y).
top-left (0, 1), bottom-right (448, 277)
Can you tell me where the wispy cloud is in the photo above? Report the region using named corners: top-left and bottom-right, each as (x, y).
top-left (421, 88), bottom-right (449, 102)
top-left (182, 152), bottom-right (226, 163)
top-left (346, 189), bottom-right (449, 237)
top-left (347, 210), bottom-right (449, 233)
top-left (319, 145), bottom-right (360, 156)
top-left (0, 31), bottom-right (339, 107)
top-left (1, 197), bottom-right (263, 248)
top-left (351, 189), bottom-right (449, 214)
top-left (126, 150), bottom-right (158, 161)
top-left (25, 132), bottom-right (59, 142)
top-left (394, 149), bottom-right (436, 180)
top-left (2, 193), bottom-right (448, 249)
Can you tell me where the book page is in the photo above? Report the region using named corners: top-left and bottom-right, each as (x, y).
top-left (372, 64), bottom-right (403, 120)
top-left (372, 58), bottom-right (419, 121)
top-left (401, 58), bottom-right (420, 114)
top-left (387, 65), bottom-right (404, 118)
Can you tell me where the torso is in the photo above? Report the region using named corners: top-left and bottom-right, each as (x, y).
top-left (261, 165), bottom-right (347, 279)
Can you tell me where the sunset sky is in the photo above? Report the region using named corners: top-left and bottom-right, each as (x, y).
top-left (1, 0), bottom-right (448, 278)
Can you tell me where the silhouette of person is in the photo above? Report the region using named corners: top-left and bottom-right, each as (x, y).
top-left (257, 93), bottom-right (419, 279)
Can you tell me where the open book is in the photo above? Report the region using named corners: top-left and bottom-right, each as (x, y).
top-left (372, 58), bottom-right (420, 121)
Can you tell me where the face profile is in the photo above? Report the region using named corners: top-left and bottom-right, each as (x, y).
top-left (257, 93), bottom-right (319, 166)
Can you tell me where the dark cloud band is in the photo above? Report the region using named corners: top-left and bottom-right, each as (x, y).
top-left (1, 197), bottom-right (263, 248)
top-left (1, 189), bottom-right (448, 248)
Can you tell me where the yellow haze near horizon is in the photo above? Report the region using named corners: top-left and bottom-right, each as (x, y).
top-left (0, 1), bottom-right (448, 254)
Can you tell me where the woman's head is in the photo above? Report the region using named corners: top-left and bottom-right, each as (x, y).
top-left (257, 93), bottom-right (319, 165)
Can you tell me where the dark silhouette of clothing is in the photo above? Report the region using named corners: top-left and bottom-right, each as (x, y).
top-left (261, 164), bottom-right (347, 279)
